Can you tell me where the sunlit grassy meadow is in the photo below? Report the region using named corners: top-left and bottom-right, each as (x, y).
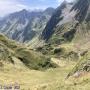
top-left (0, 58), bottom-right (90, 90)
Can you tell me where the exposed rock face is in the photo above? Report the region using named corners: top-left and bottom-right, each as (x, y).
top-left (41, 1), bottom-right (73, 40)
top-left (0, 8), bottom-right (54, 42)
top-left (71, 0), bottom-right (90, 22)
top-left (40, 0), bottom-right (90, 44)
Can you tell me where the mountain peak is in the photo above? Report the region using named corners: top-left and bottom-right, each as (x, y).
top-left (19, 9), bottom-right (29, 15)
top-left (57, 0), bottom-right (69, 10)
top-left (20, 9), bottom-right (28, 13)
top-left (63, 0), bottom-right (67, 3)
top-left (44, 7), bottom-right (55, 15)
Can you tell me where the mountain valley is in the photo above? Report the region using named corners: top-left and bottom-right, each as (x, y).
top-left (0, 0), bottom-right (90, 90)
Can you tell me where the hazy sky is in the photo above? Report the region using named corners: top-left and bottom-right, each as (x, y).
top-left (0, 0), bottom-right (74, 17)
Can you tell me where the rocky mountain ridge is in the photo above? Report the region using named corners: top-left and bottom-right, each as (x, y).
top-left (41, 0), bottom-right (90, 44)
top-left (0, 8), bottom-right (54, 42)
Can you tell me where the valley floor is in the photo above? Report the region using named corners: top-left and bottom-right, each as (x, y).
top-left (0, 58), bottom-right (90, 90)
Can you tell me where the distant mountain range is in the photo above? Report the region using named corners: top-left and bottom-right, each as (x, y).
top-left (0, 8), bottom-right (54, 42)
top-left (0, 0), bottom-right (90, 46)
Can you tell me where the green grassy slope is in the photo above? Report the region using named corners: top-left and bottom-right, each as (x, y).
top-left (0, 34), bottom-right (57, 70)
